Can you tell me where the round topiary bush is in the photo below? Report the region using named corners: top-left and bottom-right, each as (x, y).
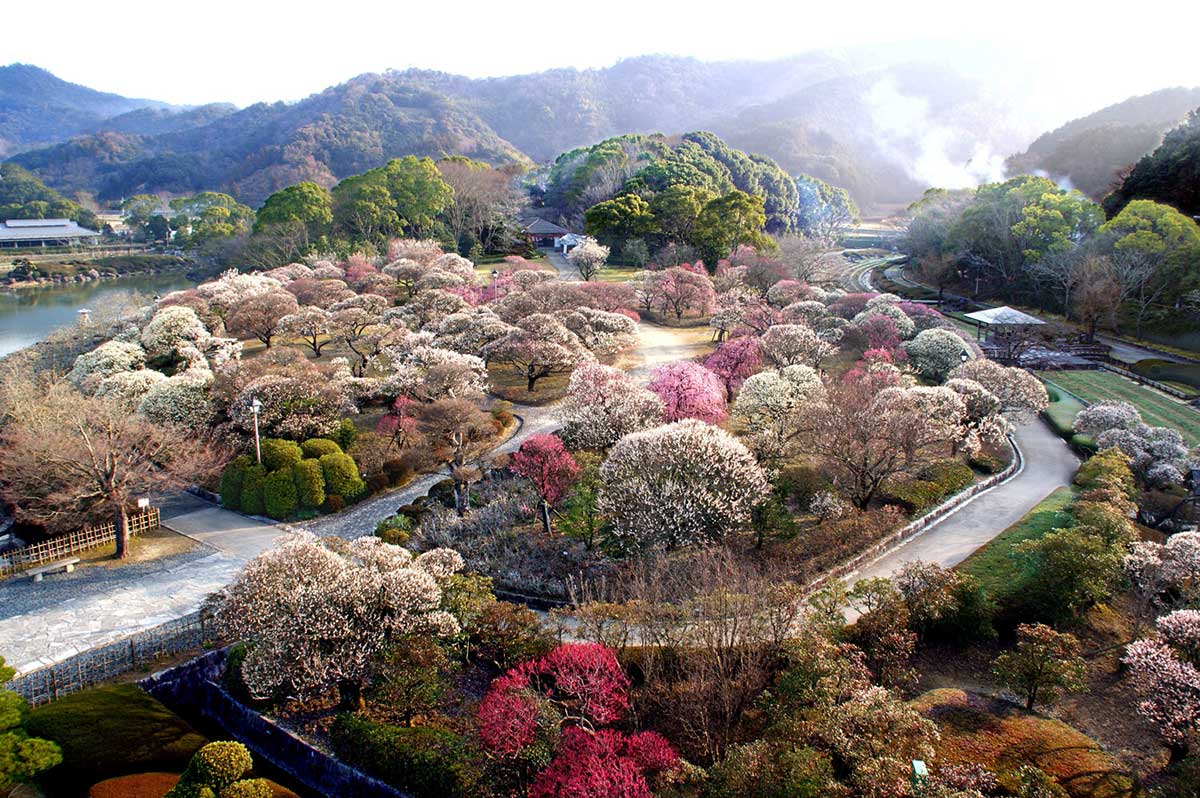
top-left (300, 438), bottom-right (342, 459)
top-left (220, 456), bottom-right (253, 511)
top-left (291, 459), bottom-right (325, 509)
top-left (319, 452), bottom-right (365, 500)
top-left (262, 469), bottom-right (298, 521)
top-left (219, 778), bottom-right (275, 798)
top-left (375, 515), bottom-right (412, 546)
top-left (259, 439), bottom-right (303, 473)
top-left (332, 419), bottom-right (358, 451)
top-left (239, 466), bottom-right (267, 516)
top-left (166, 741), bottom-right (252, 798)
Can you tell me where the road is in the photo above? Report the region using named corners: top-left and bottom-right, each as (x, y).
top-left (845, 418), bottom-right (1078, 586)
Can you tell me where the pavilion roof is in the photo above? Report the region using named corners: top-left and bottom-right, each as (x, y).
top-left (963, 306), bottom-right (1045, 326)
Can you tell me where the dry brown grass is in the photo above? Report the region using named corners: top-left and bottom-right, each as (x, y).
top-left (913, 688), bottom-right (1135, 798)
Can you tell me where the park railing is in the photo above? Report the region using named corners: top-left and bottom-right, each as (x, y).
top-left (6, 610), bottom-right (217, 707)
top-left (0, 508), bottom-right (160, 579)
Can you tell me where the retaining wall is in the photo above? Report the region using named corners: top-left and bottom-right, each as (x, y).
top-left (141, 650), bottom-right (408, 798)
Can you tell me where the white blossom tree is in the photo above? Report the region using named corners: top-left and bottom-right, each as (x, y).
top-left (214, 533), bottom-right (463, 708)
top-left (567, 237), bottom-right (611, 281)
top-left (558, 363), bottom-right (664, 451)
top-left (760, 324), bottom-right (837, 368)
top-left (733, 365), bottom-right (825, 465)
top-left (600, 420), bottom-right (768, 550)
top-left (904, 328), bottom-right (973, 381)
top-left (948, 359), bottom-right (1048, 422)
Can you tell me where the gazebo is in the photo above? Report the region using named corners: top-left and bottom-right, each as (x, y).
top-left (962, 306), bottom-right (1045, 341)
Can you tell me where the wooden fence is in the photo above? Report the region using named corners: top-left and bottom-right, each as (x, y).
top-left (0, 508), bottom-right (160, 579)
top-left (7, 610), bottom-right (215, 707)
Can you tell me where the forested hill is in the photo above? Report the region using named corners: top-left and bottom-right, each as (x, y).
top-left (5, 55), bottom-right (1184, 210)
top-left (1005, 86), bottom-right (1200, 199)
top-left (0, 64), bottom-right (180, 156)
top-left (1103, 108), bottom-right (1200, 218)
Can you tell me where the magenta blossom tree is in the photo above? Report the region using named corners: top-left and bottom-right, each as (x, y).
top-left (647, 361), bottom-right (728, 424)
top-left (704, 337), bottom-right (763, 401)
top-left (510, 433), bottom-right (580, 535)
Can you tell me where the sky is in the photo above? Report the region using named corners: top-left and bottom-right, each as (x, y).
top-left (5, 0), bottom-right (1199, 110)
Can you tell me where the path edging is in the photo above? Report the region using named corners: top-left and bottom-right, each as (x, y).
top-left (805, 431), bottom-right (1025, 594)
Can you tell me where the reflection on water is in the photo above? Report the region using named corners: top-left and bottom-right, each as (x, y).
top-left (0, 273), bottom-right (197, 358)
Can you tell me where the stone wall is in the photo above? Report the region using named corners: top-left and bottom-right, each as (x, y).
top-left (141, 650), bottom-right (409, 798)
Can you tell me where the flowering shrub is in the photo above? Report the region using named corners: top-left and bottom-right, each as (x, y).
top-left (137, 369), bottom-right (215, 431)
top-left (68, 341), bottom-right (147, 392)
top-left (140, 306), bottom-right (210, 360)
top-left (600, 420), bottom-right (769, 549)
top-left (904, 328), bottom-right (973, 380)
top-left (94, 368), bottom-right (167, 409)
top-left (809, 490), bottom-right (850, 521)
top-left (559, 364), bottom-right (664, 451)
top-left (528, 727), bottom-right (678, 798)
top-left (230, 374), bottom-right (352, 441)
top-left (647, 361), bottom-right (727, 424)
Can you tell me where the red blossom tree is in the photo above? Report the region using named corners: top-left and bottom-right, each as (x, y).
top-left (704, 337), bottom-right (763, 401)
top-left (478, 643), bottom-right (676, 798)
top-left (647, 361), bottom-right (727, 424)
top-left (510, 434), bottom-right (580, 535)
top-left (529, 727), bottom-right (678, 798)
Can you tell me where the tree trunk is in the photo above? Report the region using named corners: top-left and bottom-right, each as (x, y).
top-left (114, 503), bottom-right (131, 560)
top-left (337, 679), bottom-right (365, 712)
top-left (1169, 742), bottom-right (1189, 765)
top-left (527, 373), bottom-right (538, 392)
top-left (540, 501), bottom-right (553, 536)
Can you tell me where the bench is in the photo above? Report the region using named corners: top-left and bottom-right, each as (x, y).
top-left (27, 557), bottom-right (81, 582)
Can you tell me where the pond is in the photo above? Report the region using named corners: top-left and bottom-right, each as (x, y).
top-left (0, 272), bottom-right (197, 358)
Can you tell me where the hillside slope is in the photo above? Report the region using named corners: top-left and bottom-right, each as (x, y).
top-left (1006, 86), bottom-right (1200, 198)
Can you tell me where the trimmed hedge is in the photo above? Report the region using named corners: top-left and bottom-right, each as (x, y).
top-left (292, 459), bottom-right (325, 509)
top-left (375, 515), bottom-right (413, 546)
top-left (328, 714), bottom-right (474, 798)
top-left (25, 685), bottom-right (205, 787)
top-left (885, 461), bottom-right (974, 513)
top-left (300, 438), bottom-right (342, 459)
top-left (319, 452), bottom-right (365, 499)
top-left (260, 438), bottom-right (303, 472)
top-left (263, 469), bottom-right (298, 520)
top-left (220, 455), bottom-right (253, 511)
top-left (239, 465), bottom-right (267, 516)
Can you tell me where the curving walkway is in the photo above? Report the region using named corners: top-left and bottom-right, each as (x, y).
top-left (845, 418), bottom-right (1078, 586)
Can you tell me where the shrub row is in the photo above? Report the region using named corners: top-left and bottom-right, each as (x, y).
top-left (328, 714), bottom-right (475, 798)
top-left (220, 438), bottom-right (364, 520)
top-left (883, 460), bottom-right (975, 513)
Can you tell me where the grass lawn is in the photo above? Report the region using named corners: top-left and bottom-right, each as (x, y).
top-left (1037, 369), bottom-right (1200, 446)
top-left (25, 684), bottom-right (207, 788)
top-left (957, 487), bottom-right (1074, 599)
top-left (487, 363), bottom-right (570, 405)
top-left (913, 689), bottom-right (1133, 798)
top-left (1039, 379), bottom-right (1089, 441)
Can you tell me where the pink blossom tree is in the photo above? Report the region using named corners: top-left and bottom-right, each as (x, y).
top-left (656, 267), bottom-right (716, 320)
top-left (647, 361), bottom-right (728, 424)
top-left (559, 364), bottom-right (664, 450)
top-left (529, 727), bottom-right (677, 798)
top-left (511, 434), bottom-right (580, 535)
top-left (704, 337), bottom-right (763, 401)
top-left (1124, 633), bottom-right (1200, 762)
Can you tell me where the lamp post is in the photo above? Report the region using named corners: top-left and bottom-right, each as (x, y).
top-left (251, 398), bottom-right (263, 464)
top-left (960, 351), bottom-right (970, 364)
top-left (491, 269), bottom-right (499, 297)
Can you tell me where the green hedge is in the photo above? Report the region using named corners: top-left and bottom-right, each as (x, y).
top-left (301, 438), bottom-right (343, 459)
top-left (292, 459), bottom-right (325, 509)
top-left (263, 469), bottom-right (298, 520)
top-left (25, 685), bottom-right (206, 787)
top-left (333, 418), bottom-right (358, 450)
top-left (220, 455), bottom-right (253, 511)
top-left (320, 452), bottom-right (365, 499)
top-left (239, 465), bottom-right (267, 516)
top-left (885, 461), bottom-right (974, 513)
top-left (329, 714), bottom-right (474, 798)
top-left (260, 438), bottom-right (303, 472)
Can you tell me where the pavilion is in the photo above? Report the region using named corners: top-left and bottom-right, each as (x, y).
top-left (0, 219), bottom-right (101, 248)
top-left (962, 306), bottom-right (1045, 341)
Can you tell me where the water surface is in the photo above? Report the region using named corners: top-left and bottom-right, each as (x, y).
top-left (0, 273), bottom-right (196, 357)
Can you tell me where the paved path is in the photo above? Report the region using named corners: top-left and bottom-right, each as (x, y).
top-left (845, 418), bottom-right (1078, 587)
top-left (0, 505), bottom-right (288, 674)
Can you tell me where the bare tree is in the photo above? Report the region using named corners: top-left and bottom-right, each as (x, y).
top-left (0, 385), bottom-right (222, 558)
top-left (412, 398), bottom-right (498, 514)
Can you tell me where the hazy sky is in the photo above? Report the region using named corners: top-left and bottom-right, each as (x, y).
top-left (6, 0), bottom-right (1198, 109)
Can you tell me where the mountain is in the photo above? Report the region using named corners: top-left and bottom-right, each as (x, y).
top-left (0, 63), bottom-right (174, 156)
top-left (6, 54), bottom-right (1160, 212)
top-left (1006, 87), bottom-right (1200, 199)
top-left (1103, 108), bottom-right (1200, 218)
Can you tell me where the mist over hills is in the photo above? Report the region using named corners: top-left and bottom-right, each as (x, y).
top-left (2, 54), bottom-right (1195, 212)
top-left (1006, 86), bottom-right (1200, 199)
